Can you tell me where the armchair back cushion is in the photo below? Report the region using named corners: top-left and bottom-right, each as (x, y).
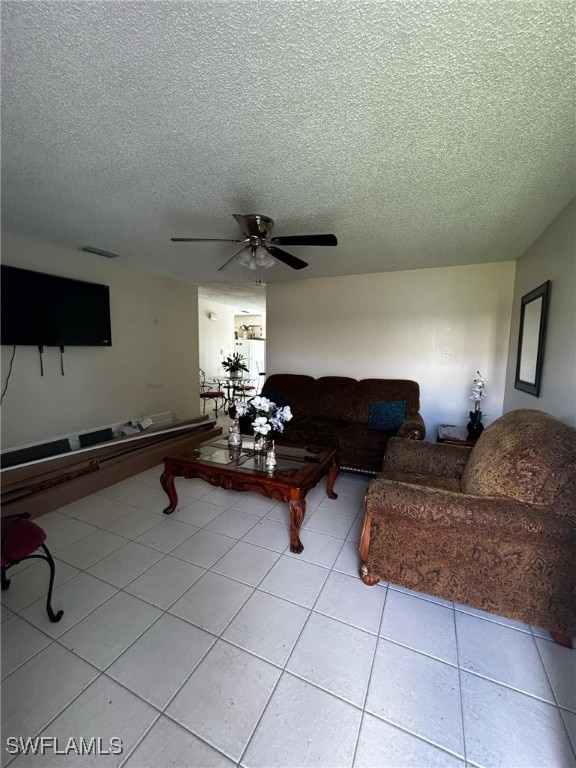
top-left (461, 409), bottom-right (576, 504)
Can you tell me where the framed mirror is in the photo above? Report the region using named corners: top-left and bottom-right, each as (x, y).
top-left (514, 280), bottom-right (551, 396)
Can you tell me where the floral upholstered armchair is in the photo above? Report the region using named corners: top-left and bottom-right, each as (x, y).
top-left (359, 409), bottom-right (576, 647)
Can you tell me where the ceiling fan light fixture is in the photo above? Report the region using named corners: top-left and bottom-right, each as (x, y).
top-left (172, 213), bottom-right (336, 273)
top-left (255, 248), bottom-right (275, 269)
top-left (238, 250), bottom-right (257, 270)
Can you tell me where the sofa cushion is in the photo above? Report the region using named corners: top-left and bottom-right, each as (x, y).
top-left (339, 422), bottom-right (395, 472)
top-left (368, 400), bottom-right (406, 431)
top-left (258, 386), bottom-right (290, 409)
top-left (284, 417), bottom-right (347, 448)
top-left (262, 374), bottom-right (317, 419)
top-left (461, 409), bottom-right (576, 504)
top-left (313, 377), bottom-right (358, 421)
top-left (354, 380), bottom-right (420, 423)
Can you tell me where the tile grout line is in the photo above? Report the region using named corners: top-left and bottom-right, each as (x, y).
top-left (236, 532), bottom-right (348, 768)
top-left (533, 630), bottom-right (576, 762)
top-left (350, 577), bottom-right (389, 768)
top-left (454, 601), bottom-right (469, 766)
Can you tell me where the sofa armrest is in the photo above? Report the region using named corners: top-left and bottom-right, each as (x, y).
top-left (381, 436), bottom-right (471, 479)
top-left (396, 412), bottom-right (426, 440)
top-left (366, 480), bottom-right (575, 544)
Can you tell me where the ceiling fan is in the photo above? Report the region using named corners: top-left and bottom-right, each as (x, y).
top-left (171, 213), bottom-right (337, 272)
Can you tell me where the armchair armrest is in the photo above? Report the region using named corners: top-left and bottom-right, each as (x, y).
top-left (396, 412), bottom-right (426, 440)
top-left (381, 436), bottom-right (471, 479)
top-left (366, 481), bottom-right (575, 544)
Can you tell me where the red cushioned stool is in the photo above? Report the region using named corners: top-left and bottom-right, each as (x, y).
top-left (1, 513), bottom-right (63, 622)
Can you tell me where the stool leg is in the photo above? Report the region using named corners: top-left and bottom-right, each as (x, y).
top-left (41, 544), bottom-right (63, 622)
top-left (1, 567), bottom-right (10, 591)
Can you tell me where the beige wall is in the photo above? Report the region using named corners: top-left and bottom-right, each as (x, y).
top-left (266, 262), bottom-right (516, 439)
top-left (1, 232), bottom-right (200, 449)
top-left (198, 299), bottom-right (237, 379)
top-left (504, 198), bottom-right (576, 425)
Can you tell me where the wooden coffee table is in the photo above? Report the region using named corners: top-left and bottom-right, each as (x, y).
top-left (161, 436), bottom-right (338, 553)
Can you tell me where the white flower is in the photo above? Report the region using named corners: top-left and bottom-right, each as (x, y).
top-left (269, 416), bottom-right (285, 433)
top-left (280, 405), bottom-right (293, 421)
top-left (470, 371), bottom-right (485, 402)
top-left (236, 396), bottom-right (292, 437)
top-left (252, 416), bottom-right (272, 435)
top-left (250, 396), bottom-right (271, 412)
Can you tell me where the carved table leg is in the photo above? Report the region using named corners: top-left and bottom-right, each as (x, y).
top-left (289, 499), bottom-right (306, 553)
top-left (326, 459), bottom-right (339, 500)
top-left (161, 469), bottom-right (178, 514)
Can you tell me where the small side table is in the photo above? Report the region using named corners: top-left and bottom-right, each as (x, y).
top-left (437, 425), bottom-right (478, 447)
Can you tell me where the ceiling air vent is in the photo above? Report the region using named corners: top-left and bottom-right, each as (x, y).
top-left (80, 246), bottom-right (121, 259)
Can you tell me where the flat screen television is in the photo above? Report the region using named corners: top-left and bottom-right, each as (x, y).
top-left (1, 265), bottom-right (112, 346)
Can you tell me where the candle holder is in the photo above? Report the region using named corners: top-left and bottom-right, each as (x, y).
top-left (265, 441), bottom-right (277, 471)
top-left (228, 419), bottom-right (242, 448)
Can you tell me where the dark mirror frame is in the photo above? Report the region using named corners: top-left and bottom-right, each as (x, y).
top-left (514, 280), bottom-right (551, 396)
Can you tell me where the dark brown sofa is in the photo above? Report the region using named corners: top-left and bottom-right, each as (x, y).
top-left (258, 374), bottom-right (425, 474)
top-left (359, 409), bottom-right (576, 646)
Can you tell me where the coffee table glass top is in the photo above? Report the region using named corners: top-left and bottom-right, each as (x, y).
top-left (179, 437), bottom-right (324, 474)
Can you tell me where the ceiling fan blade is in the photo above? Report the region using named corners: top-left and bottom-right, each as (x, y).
top-left (271, 234), bottom-right (338, 247)
top-left (171, 237), bottom-right (243, 243)
top-left (233, 213), bottom-right (274, 239)
top-left (217, 246), bottom-right (249, 272)
top-left (266, 245), bottom-right (308, 270)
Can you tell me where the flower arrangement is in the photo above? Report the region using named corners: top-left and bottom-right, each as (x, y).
top-left (235, 396), bottom-right (293, 436)
top-left (468, 371), bottom-right (486, 435)
top-left (221, 352), bottom-right (249, 375)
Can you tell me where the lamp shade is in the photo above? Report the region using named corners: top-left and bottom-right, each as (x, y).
top-left (238, 247), bottom-right (276, 270)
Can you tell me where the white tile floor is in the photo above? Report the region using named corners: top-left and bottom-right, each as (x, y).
top-left (2, 463), bottom-right (575, 768)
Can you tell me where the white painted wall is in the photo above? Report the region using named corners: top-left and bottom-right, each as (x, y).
top-left (1, 232), bottom-right (200, 449)
top-left (198, 299), bottom-right (237, 380)
top-left (504, 197), bottom-right (576, 425)
top-left (266, 262), bottom-right (516, 440)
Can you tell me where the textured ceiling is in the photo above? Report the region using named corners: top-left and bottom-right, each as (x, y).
top-left (198, 281), bottom-right (266, 314)
top-left (2, 1), bottom-right (575, 309)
